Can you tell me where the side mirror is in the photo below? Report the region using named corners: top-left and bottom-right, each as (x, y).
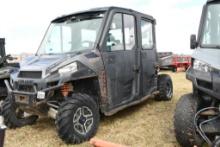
top-left (190, 34), bottom-right (197, 49)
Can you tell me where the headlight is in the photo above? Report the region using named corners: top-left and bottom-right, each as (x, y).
top-left (193, 60), bottom-right (213, 72)
top-left (58, 62), bottom-right (78, 74)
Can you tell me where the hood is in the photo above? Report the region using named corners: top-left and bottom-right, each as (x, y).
top-left (18, 49), bottom-right (102, 79)
top-left (192, 48), bottom-right (220, 70)
top-left (20, 54), bottom-right (67, 70)
top-left (19, 54), bottom-right (74, 78)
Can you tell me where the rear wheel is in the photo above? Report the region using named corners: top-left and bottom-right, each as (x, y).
top-left (174, 93), bottom-right (203, 147)
top-left (155, 74), bottom-right (173, 101)
top-left (56, 93), bottom-right (100, 144)
top-left (2, 96), bottom-right (38, 128)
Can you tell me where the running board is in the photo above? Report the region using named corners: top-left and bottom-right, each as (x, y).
top-left (104, 91), bottom-right (159, 116)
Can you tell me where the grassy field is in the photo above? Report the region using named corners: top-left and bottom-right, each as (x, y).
top-left (4, 72), bottom-right (191, 147)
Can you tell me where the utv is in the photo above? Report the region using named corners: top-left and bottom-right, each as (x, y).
top-left (2, 7), bottom-right (173, 144)
top-left (0, 38), bottom-right (19, 106)
top-left (174, 0), bottom-right (220, 146)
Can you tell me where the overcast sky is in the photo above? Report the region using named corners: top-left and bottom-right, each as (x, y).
top-left (0, 0), bottom-right (206, 54)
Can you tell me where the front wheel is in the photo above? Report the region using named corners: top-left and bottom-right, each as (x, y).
top-left (2, 96), bottom-right (38, 128)
top-left (174, 93), bottom-right (203, 147)
top-left (56, 93), bottom-right (100, 144)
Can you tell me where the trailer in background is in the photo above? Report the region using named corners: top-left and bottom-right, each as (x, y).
top-left (158, 52), bottom-right (191, 72)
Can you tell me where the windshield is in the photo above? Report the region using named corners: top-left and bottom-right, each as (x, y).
top-left (37, 13), bottom-right (104, 55)
top-left (201, 4), bottom-right (220, 48)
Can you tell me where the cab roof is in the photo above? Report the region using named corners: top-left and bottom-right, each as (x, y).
top-left (52, 6), bottom-right (155, 23)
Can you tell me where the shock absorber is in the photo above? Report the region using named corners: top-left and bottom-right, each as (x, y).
top-left (61, 83), bottom-right (73, 97)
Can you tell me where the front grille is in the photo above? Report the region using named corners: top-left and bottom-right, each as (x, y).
top-left (19, 71), bottom-right (42, 79)
top-left (18, 85), bottom-right (35, 92)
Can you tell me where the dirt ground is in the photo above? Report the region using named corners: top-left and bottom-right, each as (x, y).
top-left (4, 72), bottom-right (191, 147)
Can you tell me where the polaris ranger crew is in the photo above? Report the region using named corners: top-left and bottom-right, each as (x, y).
top-left (174, 1), bottom-right (220, 146)
top-left (2, 7), bottom-right (173, 144)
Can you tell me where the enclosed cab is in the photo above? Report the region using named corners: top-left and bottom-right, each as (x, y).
top-left (2, 7), bottom-right (173, 144)
top-left (174, 1), bottom-right (220, 146)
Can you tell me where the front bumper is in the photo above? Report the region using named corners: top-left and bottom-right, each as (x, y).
top-left (186, 67), bottom-right (220, 99)
top-left (4, 79), bottom-right (63, 105)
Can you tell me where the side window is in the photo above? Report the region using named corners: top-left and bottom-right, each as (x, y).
top-left (141, 20), bottom-right (154, 49)
top-left (124, 14), bottom-right (135, 50)
top-left (106, 13), bottom-right (124, 51)
top-left (106, 13), bottom-right (136, 51)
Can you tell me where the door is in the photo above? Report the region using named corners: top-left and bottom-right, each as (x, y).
top-left (101, 13), bottom-right (138, 109)
top-left (140, 19), bottom-right (158, 95)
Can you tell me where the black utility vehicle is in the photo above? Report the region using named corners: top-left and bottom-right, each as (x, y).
top-left (174, 0), bottom-right (220, 146)
top-left (0, 38), bottom-right (19, 106)
top-left (2, 7), bottom-right (173, 144)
